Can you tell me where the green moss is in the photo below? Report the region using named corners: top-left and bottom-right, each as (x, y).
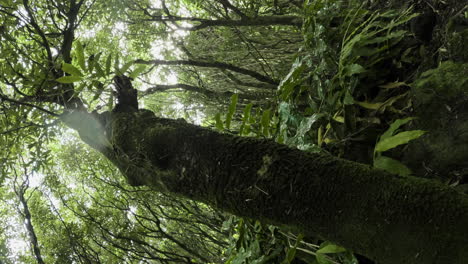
top-left (413, 61), bottom-right (468, 101)
top-left (447, 29), bottom-right (468, 62)
top-left (406, 62), bottom-right (468, 178)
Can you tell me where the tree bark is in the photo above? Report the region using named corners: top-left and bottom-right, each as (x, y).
top-left (63, 107), bottom-right (468, 264)
top-left (146, 15), bottom-right (302, 31)
top-left (16, 186), bottom-right (45, 264)
top-left (141, 83), bottom-right (274, 101)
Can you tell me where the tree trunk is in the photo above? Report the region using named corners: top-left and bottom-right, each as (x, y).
top-left (63, 108), bottom-right (468, 264)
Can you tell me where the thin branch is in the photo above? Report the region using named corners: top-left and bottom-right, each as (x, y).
top-left (135, 59), bottom-right (278, 85)
top-left (216, 0), bottom-right (248, 19)
top-left (0, 93), bottom-right (59, 117)
top-left (22, 0), bottom-right (54, 68)
top-left (142, 83), bottom-right (274, 101)
top-left (14, 177), bottom-right (46, 264)
top-left (144, 14), bottom-right (302, 31)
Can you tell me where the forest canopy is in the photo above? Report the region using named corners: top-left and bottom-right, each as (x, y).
top-left (0, 0), bottom-right (467, 263)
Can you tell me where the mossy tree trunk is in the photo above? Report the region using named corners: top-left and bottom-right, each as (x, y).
top-left (63, 105), bottom-right (468, 264)
top-left (57, 75), bottom-right (468, 264)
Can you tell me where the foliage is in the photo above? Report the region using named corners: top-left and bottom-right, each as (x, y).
top-left (0, 0), bottom-right (464, 263)
top-left (275, 0), bottom-right (419, 156)
top-left (373, 118), bottom-right (425, 176)
top-left (213, 0), bottom-right (431, 263)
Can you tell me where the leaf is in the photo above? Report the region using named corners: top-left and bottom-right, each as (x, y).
top-left (296, 114), bottom-right (322, 138)
top-left (281, 234), bottom-right (303, 264)
top-left (118, 61), bottom-right (133, 75)
top-left (344, 90), bottom-right (355, 105)
top-left (377, 93), bottom-right (408, 113)
top-left (343, 63), bottom-right (366, 76)
top-left (91, 81), bottom-right (105, 101)
top-left (332, 116), bottom-right (344, 123)
top-left (94, 63), bottom-right (106, 78)
top-left (378, 82), bottom-right (408, 89)
top-left (130, 65), bottom-right (147, 79)
top-left (62, 63), bottom-right (83, 76)
top-left (374, 155), bottom-right (412, 176)
top-left (105, 54), bottom-right (112, 75)
top-left (261, 109), bottom-right (271, 137)
top-left (215, 113), bottom-right (224, 130)
top-left (239, 103), bottom-right (253, 136)
top-left (380, 117), bottom-right (414, 140)
top-left (356, 101), bottom-right (383, 110)
top-left (107, 92), bottom-right (114, 111)
top-left (279, 57), bottom-right (306, 100)
top-left (56, 76), bottom-right (83, 83)
top-left (75, 82), bottom-right (86, 93)
top-left (317, 244), bottom-right (346, 254)
top-left (225, 94), bottom-right (238, 129)
top-left (316, 253), bottom-right (333, 264)
top-left (114, 53), bottom-right (120, 73)
top-left (75, 41), bottom-right (86, 71)
top-left (283, 247), bottom-right (297, 264)
top-left (375, 130), bottom-right (425, 152)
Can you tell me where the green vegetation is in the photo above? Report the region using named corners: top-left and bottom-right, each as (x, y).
top-left (0, 0), bottom-right (467, 263)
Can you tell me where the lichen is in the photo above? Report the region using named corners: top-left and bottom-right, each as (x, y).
top-left (256, 155), bottom-right (273, 178)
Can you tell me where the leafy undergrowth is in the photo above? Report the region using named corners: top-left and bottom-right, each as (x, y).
top-left (215, 0), bottom-right (468, 263)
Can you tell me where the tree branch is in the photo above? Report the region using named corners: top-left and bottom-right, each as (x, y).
top-left (14, 175), bottom-right (45, 264)
top-left (135, 59), bottom-right (278, 85)
top-left (145, 14), bottom-right (302, 31)
top-left (0, 93), bottom-right (59, 117)
top-left (142, 83), bottom-right (274, 101)
top-left (22, 0), bottom-right (54, 70)
top-left (216, 0), bottom-right (248, 19)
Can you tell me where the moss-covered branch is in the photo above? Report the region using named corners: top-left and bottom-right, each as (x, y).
top-left (80, 109), bottom-right (468, 264)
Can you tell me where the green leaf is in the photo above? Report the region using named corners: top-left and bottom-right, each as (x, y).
top-left (356, 101), bottom-right (383, 110)
top-left (317, 244), bottom-right (346, 254)
top-left (344, 90), bottom-right (355, 105)
top-left (129, 65), bottom-right (147, 79)
top-left (279, 57), bottom-right (306, 100)
top-left (62, 63), bottom-right (83, 77)
top-left (343, 63), bottom-right (366, 76)
top-left (283, 247), bottom-right (297, 264)
top-left (114, 53), bottom-right (120, 73)
top-left (296, 114), bottom-right (323, 138)
top-left (118, 61), bottom-right (133, 75)
top-left (375, 130), bottom-right (426, 152)
top-left (281, 234), bottom-right (303, 264)
top-left (261, 109), bottom-right (271, 137)
top-left (215, 113), bottom-right (224, 130)
top-left (378, 82), bottom-right (408, 89)
top-left (374, 156), bottom-right (412, 176)
top-left (56, 76), bottom-right (82, 83)
top-left (107, 92), bottom-right (114, 111)
top-left (91, 81), bottom-right (105, 101)
top-left (316, 253), bottom-right (333, 264)
top-left (95, 63), bottom-right (106, 78)
top-left (380, 117), bottom-right (414, 140)
top-left (105, 54), bottom-right (112, 75)
top-left (75, 41), bottom-right (86, 71)
top-left (239, 103), bottom-right (253, 136)
top-left (225, 94), bottom-right (238, 129)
